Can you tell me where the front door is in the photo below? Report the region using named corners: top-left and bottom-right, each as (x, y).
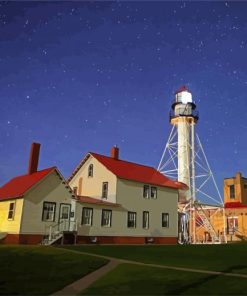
top-left (228, 217), bottom-right (238, 234)
top-left (59, 204), bottom-right (71, 231)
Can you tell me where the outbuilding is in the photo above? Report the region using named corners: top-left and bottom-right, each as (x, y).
top-left (0, 143), bottom-right (75, 244)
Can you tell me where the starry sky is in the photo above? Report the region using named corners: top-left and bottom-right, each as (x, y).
top-left (1, 1), bottom-right (247, 194)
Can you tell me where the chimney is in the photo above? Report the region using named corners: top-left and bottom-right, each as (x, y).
top-left (110, 145), bottom-right (119, 160)
top-left (28, 142), bottom-right (41, 174)
top-left (236, 172), bottom-right (242, 179)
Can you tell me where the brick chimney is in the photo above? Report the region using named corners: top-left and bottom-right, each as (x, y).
top-left (110, 146), bottom-right (119, 160)
top-left (28, 142), bottom-right (41, 174)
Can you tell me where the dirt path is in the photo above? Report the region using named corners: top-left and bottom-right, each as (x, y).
top-left (52, 249), bottom-right (247, 295)
top-left (65, 250), bottom-right (247, 279)
top-left (52, 259), bottom-right (120, 296)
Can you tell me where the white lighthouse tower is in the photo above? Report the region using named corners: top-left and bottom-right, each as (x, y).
top-left (158, 86), bottom-right (227, 244)
top-left (170, 86), bottom-right (198, 202)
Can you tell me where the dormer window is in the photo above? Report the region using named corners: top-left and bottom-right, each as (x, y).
top-left (88, 164), bottom-right (93, 177)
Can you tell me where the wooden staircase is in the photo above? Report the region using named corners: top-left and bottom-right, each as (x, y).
top-left (41, 220), bottom-right (77, 246)
top-left (229, 229), bottom-right (247, 242)
top-left (195, 203), bottom-right (221, 243)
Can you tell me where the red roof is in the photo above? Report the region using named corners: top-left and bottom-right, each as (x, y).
top-left (77, 195), bottom-right (121, 207)
top-left (91, 153), bottom-right (186, 190)
top-left (175, 85), bottom-right (191, 94)
top-left (0, 167), bottom-right (55, 201)
top-left (225, 202), bottom-right (247, 209)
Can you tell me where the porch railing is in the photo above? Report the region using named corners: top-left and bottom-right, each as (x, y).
top-left (43, 219), bottom-right (78, 245)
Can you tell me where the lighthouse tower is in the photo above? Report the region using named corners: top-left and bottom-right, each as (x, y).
top-left (170, 86), bottom-right (198, 201)
top-left (158, 86), bottom-right (227, 244)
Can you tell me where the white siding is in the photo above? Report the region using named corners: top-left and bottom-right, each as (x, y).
top-left (69, 155), bottom-right (117, 204)
top-left (75, 178), bottom-right (178, 238)
top-left (20, 171), bottom-right (73, 235)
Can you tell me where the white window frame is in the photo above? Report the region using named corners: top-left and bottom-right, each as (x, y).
top-left (101, 209), bottom-right (112, 227)
top-left (162, 213), bottom-right (169, 228)
top-left (143, 185), bottom-right (149, 198)
top-left (102, 182), bottom-right (108, 199)
top-left (88, 164), bottom-right (94, 177)
top-left (151, 187), bottom-right (157, 199)
top-left (60, 205), bottom-right (70, 220)
top-left (42, 202), bottom-right (56, 222)
top-left (81, 207), bottom-right (93, 226)
top-left (7, 202), bottom-right (15, 220)
top-left (127, 211), bottom-right (137, 228)
top-left (143, 211), bottom-right (149, 229)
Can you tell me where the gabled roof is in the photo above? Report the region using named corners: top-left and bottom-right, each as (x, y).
top-left (0, 167), bottom-right (55, 201)
top-left (68, 152), bottom-right (186, 190)
top-left (77, 195), bottom-right (121, 207)
top-left (225, 202), bottom-right (247, 209)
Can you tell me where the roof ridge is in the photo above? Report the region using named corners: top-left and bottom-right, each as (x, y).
top-left (8, 166), bottom-right (56, 180)
top-left (0, 166), bottom-right (57, 200)
top-left (90, 152), bottom-right (158, 171)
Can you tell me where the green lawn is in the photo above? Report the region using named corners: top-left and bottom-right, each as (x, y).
top-left (82, 263), bottom-right (247, 295)
top-left (64, 243), bottom-right (247, 274)
top-left (0, 245), bottom-right (108, 295)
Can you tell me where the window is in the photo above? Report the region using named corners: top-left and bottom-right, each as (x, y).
top-left (127, 211), bottom-right (137, 228)
top-left (143, 211), bottom-right (149, 229)
top-left (227, 217), bottom-right (238, 234)
top-left (151, 187), bottom-right (157, 199)
top-left (42, 202), bottom-right (56, 222)
top-left (61, 206), bottom-right (69, 219)
top-left (102, 182), bottom-right (108, 199)
top-left (143, 185), bottom-right (149, 198)
top-left (73, 187), bottom-right (78, 195)
top-left (8, 202), bottom-right (15, 220)
top-left (81, 207), bottom-right (93, 226)
top-left (101, 209), bottom-right (112, 227)
top-left (244, 184), bottom-right (247, 189)
top-left (88, 164), bottom-right (93, 177)
top-left (229, 185), bottom-right (235, 199)
top-left (162, 213), bottom-right (169, 228)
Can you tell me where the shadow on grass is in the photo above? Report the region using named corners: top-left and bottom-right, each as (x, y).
top-left (167, 265), bottom-right (247, 295)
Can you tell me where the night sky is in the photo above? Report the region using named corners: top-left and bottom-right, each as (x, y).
top-left (1, 1), bottom-right (247, 194)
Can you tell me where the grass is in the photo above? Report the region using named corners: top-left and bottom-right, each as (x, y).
top-left (81, 263), bottom-right (247, 295)
top-left (0, 245), bottom-right (108, 295)
top-left (2, 244), bottom-right (247, 295)
top-left (64, 243), bottom-right (247, 274)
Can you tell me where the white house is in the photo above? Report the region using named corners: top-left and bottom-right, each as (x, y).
top-left (68, 146), bottom-right (186, 244)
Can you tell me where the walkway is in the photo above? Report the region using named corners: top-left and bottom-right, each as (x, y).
top-left (52, 259), bottom-right (120, 296)
top-left (52, 250), bottom-right (247, 295)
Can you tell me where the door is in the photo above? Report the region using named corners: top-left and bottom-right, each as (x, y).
top-left (227, 217), bottom-right (238, 234)
top-left (59, 204), bottom-right (71, 231)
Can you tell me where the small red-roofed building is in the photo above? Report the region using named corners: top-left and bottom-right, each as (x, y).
top-left (68, 146), bottom-right (186, 244)
top-left (0, 143), bottom-right (75, 245)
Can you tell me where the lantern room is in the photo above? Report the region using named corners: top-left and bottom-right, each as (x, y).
top-left (170, 85), bottom-right (199, 122)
